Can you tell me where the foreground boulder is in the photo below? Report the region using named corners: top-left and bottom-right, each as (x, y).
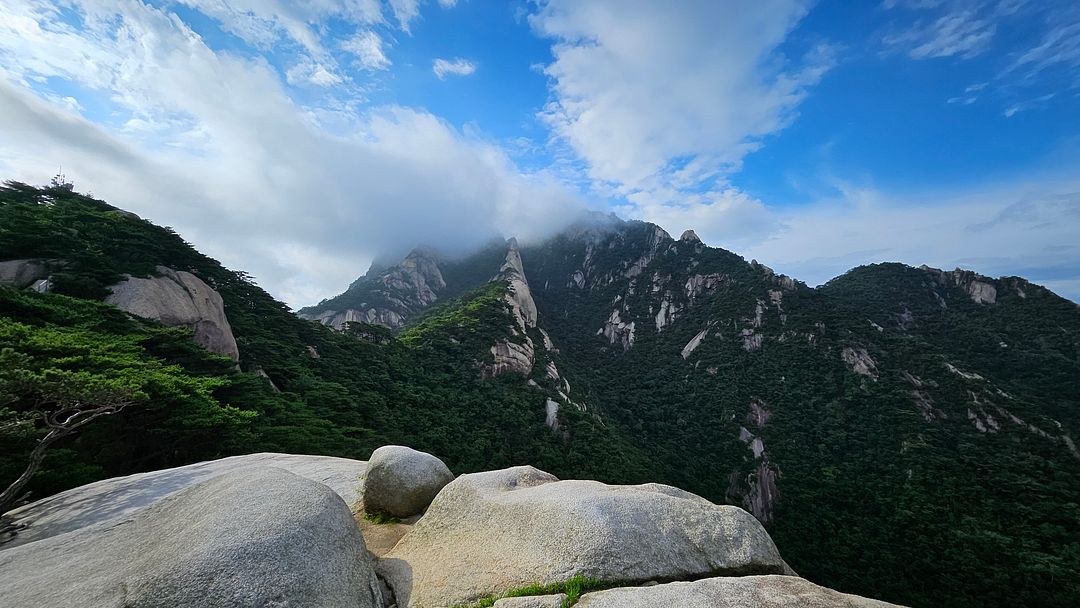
top-left (2, 452), bottom-right (366, 548)
top-left (574, 575), bottom-right (902, 607)
top-left (0, 467), bottom-right (383, 608)
top-left (361, 445), bottom-right (454, 518)
top-left (378, 466), bottom-right (786, 607)
top-left (105, 265), bottom-right (239, 360)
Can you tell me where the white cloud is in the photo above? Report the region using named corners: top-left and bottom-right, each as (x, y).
top-left (388, 0), bottom-right (421, 33)
top-left (1003, 92), bottom-right (1055, 117)
top-left (343, 30), bottom-right (392, 70)
top-left (285, 60), bottom-right (344, 87)
top-left (1000, 12), bottom-right (1080, 86)
top-left (174, 0), bottom-right (384, 51)
top-left (530, 0), bottom-right (830, 228)
top-left (432, 57), bottom-right (477, 79)
top-left (883, 11), bottom-right (996, 59)
top-left (614, 188), bottom-right (778, 252)
top-left (739, 178), bottom-right (1080, 302)
top-left (0, 0), bottom-right (583, 307)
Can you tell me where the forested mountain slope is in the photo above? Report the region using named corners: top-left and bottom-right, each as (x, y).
top-left (2, 182), bottom-right (1078, 608)
top-left (0, 183), bottom-right (633, 498)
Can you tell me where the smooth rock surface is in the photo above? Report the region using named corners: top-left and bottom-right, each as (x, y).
top-left (105, 266), bottom-right (240, 360)
top-left (0, 258), bottom-right (49, 288)
top-left (492, 594), bottom-right (567, 608)
top-left (303, 307), bottom-right (406, 331)
top-left (0, 467), bottom-right (383, 608)
top-left (2, 452), bottom-right (366, 549)
top-left (379, 466), bottom-right (786, 607)
top-left (361, 446), bottom-right (454, 519)
top-left (575, 575), bottom-right (903, 607)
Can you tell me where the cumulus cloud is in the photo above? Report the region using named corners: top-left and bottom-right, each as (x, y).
top-left (530, 0), bottom-right (830, 236)
top-left (432, 57), bottom-right (477, 79)
top-left (0, 0), bottom-right (583, 307)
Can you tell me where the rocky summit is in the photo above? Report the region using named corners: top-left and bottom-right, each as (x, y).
top-left (1, 184), bottom-right (1078, 608)
top-left (0, 449), bottom-right (899, 608)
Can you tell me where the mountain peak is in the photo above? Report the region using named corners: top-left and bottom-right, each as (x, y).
top-left (680, 229), bottom-right (700, 242)
top-left (492, 238), bottom-right (537, 329)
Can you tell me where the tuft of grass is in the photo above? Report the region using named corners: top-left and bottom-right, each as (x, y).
top-left (362, 511), bottom-right (401, 525)
top-left (452, 575), bottom-right (609, 608)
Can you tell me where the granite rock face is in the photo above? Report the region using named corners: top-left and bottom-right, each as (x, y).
top-left (361, 445), bottom-right (454, 519)
top-left (485, 339), bottom-right (536, 378)
top-left (0, 467), bottom-right (382, 608)
top-left (378, 466), bottom-right (786, 607)
top-left (299, 247), bottom-right (446, 330)
top-left (0, 259), bottom-right (49, 289)
top-left (105, 266), bottom-right (239, 360)
top-left (304, 307), bottom-right (406, 330)
top-left (921, 266), bottom-right (999, 305)
top-left (495, 238), bottom-right (538, 329)
top-left (574, 575), bottom-right (903, 607)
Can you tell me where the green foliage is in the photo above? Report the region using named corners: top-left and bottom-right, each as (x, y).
top-left (0, 288), bottom-right (257, 497)
top-left (452, 576), bottom-right (609, 608)
top-left (361, 511), bottom-right (401, 525)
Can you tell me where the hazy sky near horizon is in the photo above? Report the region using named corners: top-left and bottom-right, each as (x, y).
top-left (1, 0), bottom-right (1078, 305)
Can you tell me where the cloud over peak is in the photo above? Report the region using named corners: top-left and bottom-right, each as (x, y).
top-left (0, 0), bottom-right (578, 307)
top-left (530, 0), bottom-right (829, 249)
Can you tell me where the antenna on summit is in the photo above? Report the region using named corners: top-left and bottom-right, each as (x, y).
top-left (50, 163), bottom-right (74, 191)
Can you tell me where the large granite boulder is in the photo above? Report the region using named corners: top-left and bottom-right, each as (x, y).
top-left (1, 452), bottom-right (367, 549)
top-left (378, 466), bottom-right (786, 607)
top-left (0, 467), bottom-right (383, 608)
top-left (574, 575), bottom-right (903, 607)
top-left (361, 445), bottom-right (454, 519)
top-left (105, 266), bottom-right (239, 360)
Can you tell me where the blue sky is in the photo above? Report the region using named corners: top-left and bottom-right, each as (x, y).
top-left (0, 1), bottom-right (1077, 305)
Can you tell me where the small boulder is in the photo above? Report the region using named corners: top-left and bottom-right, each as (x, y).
top-left (0, 467), bottom-right (383, 608)
top-left (574, 575), bottom-right (904, 607)
top-left (378, 466), bottom-right (786, 607)
top-left (361, 445), bottom-right (454, 519)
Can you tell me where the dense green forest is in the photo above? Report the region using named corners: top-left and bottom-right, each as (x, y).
top-left (0, 183), bottom-right (631, 497)
top-left (2, 182), bottom-right (1078, 608)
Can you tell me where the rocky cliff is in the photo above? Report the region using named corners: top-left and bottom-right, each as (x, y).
top-left (301, 215), bottom-right (1080, 608)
